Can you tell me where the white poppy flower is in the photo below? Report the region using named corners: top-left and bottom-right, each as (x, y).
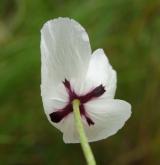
top-left (40, 17), bottom-right (131, 143)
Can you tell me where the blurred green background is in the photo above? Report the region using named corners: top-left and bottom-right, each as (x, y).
top-left (0, 0), bottom-right (160, 164)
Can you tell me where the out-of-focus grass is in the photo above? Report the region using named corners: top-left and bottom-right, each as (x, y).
top-left (0, 0), bottom-right (160, 164)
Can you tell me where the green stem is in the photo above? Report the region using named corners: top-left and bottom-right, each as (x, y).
top-left (72, 99), bottom-right (96, 165)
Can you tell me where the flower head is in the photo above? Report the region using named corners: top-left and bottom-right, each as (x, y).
top-left (40, 17), bottom-right (131, 143)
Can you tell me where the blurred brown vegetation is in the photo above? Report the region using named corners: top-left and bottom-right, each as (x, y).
top-left (0, 0), bottom-right (160, 164)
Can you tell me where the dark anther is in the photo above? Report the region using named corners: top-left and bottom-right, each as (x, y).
top-left (79, 85), bottom-right (105, 103)
top-left (49, 104), bottom-right (72, 123)
top-left (63, 79), bottom-right (71, 91)
top-left (80, 104), bottom-right (94, 126)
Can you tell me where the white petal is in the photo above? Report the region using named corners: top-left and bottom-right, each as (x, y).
top-left (63, 98), bottom-right (131, 143)
top-left (85, 99), bottom-right (131, 142)
top-left (78, 49), bottom-right (117, 98)
top-left (41, 17), bottom-right (91, 97)
top-left (63, 114), bottom-right (79, 143)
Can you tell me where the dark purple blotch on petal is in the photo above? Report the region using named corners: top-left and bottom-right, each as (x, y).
top-left (49, 79), bottom-right (105, 126)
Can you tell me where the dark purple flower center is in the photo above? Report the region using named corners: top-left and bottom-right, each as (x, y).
top-left (49, 79), bottom-right (105, 126)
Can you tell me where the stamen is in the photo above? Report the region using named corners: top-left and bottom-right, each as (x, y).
top-left (79, 85), bottom-right (105, 103)
top-left (63, 79), bottom-right (76, 100)
top-left (63, 79), bottom-right (71, 91)
top-left (86, 117), bottom-right (95, 126)
top-left (49, 104), bottom-right (72, 123)
top-left (80, 104), bottom-right (94, 126)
